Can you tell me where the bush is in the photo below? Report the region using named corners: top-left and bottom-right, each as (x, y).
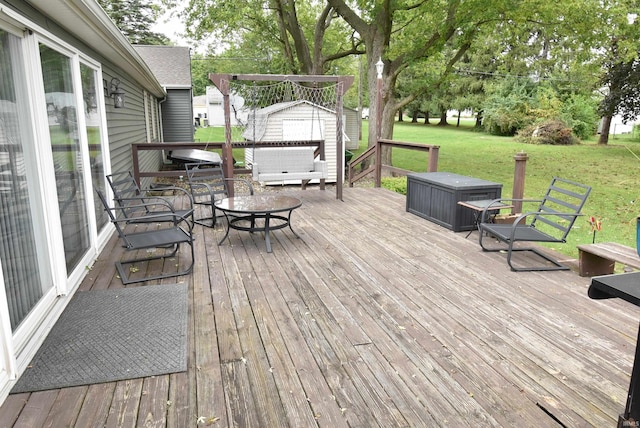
top-left (381, 176), bottom-right (407, 194)
top-left (560, 94), bottom-right (599, 140)
top-left (515, 120), bottom-right (577, 145)
top-left (482, 79), bottom-right (537, 136)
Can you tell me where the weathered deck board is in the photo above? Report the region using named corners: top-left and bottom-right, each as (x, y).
top-left (0, 186), bottom-right (637, 427)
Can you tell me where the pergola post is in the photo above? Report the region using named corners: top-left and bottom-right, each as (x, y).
top-left (208, 74), bottom-right (235, 197)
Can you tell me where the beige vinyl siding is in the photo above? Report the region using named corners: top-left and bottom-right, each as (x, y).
top-left (161, 89), bottom-right (194, 142)
top-left (244, 103), bottom-right (340, 183)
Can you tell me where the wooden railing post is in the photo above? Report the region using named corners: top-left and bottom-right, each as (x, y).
top-left (428, 147), bottom-right (439, 172)
top-left (512, 152), bottom-right (528, 214)
top-left (132, 144), bottom-right (140, 187)
top-left (375, 139), bottom-right (382, 187)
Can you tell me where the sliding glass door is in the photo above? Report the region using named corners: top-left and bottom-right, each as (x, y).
top-left (40, 43), bottom-right (92, 273)
top-left (0, 31), bottom-right (51, 331)
top-left (80, 64), bottom-right (108, 232)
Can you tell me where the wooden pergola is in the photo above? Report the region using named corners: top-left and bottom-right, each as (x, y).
top-left (208, 73), bottom-right (354, 200)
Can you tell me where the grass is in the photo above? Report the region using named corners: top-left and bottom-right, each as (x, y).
top-left (196, 119), bottom-right (640, 260)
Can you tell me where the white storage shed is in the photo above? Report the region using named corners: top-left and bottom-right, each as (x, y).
top-left (243, 100), bottom-right (347, 183)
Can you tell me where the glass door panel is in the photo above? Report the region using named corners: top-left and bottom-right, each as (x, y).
top-left (80, 64), bottom-right (107, 231)
top-left (39, 43), bottom-right (91, 272)
top-left (0, 31), bottom-right (50, 330)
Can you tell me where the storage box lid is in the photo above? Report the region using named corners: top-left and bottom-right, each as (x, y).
top-left (407, 172), bottom-right (502, 190)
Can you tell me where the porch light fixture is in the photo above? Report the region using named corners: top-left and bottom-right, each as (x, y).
top-left (107, 77), bottom-right (125, 108)
top-left (375, 57), bottom-right (384, 79)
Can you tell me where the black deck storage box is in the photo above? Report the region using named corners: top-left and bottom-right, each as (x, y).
top-left (406, 172), bottom-right (502, 232)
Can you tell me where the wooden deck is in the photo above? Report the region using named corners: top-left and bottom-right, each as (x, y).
top-left (0, 186), bottom-right (637, 427)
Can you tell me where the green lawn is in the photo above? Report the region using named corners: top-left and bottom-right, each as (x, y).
top-left (196, 120), bottom-right (640, 260)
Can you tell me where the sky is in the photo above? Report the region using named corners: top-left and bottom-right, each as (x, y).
top-left (151, 9), bottom-right (188, 45)
top-left (150, 6), bottom-right (214, 54)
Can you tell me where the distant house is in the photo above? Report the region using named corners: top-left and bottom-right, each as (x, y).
top-left (206, 86), bottom-right (248, 127)
top-left (0, 0), bottom-right (185, 405)
top-left (343, 107), bottom-right (360, 150)
top-left (134, 45), bottom-right (194, 142)
top-left (599, 114), bottom-right (640, 135)
top-left (193, 94), bottom-right (207, 126)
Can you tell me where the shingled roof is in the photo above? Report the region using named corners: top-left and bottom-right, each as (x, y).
top-left (133, 45), bottom-right (192, 88)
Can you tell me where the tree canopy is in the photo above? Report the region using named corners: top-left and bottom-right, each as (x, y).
top-left (98, 0), bottom-right (169, 45)
top-left (161, 0), bottom-right (640, 146)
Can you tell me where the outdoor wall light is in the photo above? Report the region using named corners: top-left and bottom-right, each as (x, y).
top-left (107, 77), bottom-right (125, 108)
top-left (375, 57), bottom-right (384, 79)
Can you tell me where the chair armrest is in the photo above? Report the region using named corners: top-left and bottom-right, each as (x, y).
top-left (314, 160), bottom-right (328, 177)
top-left (142, 186), bottom-right (194, 207)
top-left (225, 178), bottom-right (254, 195)
top-left (114, 208), bottom-right (194, 227)
top-left (188, 181), bottom-right (216, 200)
top-left (113, 197), bottom-right (176, 213)
top-left (480, 198), bottom-right (543, 220)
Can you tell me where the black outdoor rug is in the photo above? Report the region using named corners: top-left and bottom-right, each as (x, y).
top-left (11, 283), bottom-right (188, 393)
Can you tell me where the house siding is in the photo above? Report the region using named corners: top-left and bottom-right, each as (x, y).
top-left (162, 89), bottom-right (194, 142)
top-left (102, 66), bottom-right (162, 188)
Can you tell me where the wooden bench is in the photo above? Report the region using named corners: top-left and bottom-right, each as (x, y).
top-left (577, 242), bottom-right (640, 277)
top-left (251, 147), bottom-right (328, 189)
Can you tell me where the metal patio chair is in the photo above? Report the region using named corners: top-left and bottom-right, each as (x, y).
top-left (184, 161), bottom-right (254, 227)
top-left (95, 188), bottom-right (195, 284)
top-left (106, 171), bottom-right (193, 225)
top-left (478, 177), bottom-right (592, 271)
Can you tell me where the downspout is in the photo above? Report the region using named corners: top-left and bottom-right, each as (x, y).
top-left (159, 89), bottom-right (168, 163)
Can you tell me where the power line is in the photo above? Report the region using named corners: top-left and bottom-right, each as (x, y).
top-left (454, 68), bottom-right (575, 81)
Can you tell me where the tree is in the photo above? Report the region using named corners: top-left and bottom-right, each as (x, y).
top-left (599, 48), bottom-right (640, 144)
top-left (167, 0), bottom-right (361, 76)
top-left (98, 0), bottom-right (169, 45)
top-left (592, 6), bottom-right (640, 144)
top-left (327, 0), bottom-right (607, 156)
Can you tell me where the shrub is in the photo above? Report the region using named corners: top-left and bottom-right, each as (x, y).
top-left (482, 79), bottom-right (536, 136)
top-left (381, 176), bottom-right (407, 194)
top-left (560, 94), bottom-right (599, 140)
top-left (515, 120), bottom-right (577, 145)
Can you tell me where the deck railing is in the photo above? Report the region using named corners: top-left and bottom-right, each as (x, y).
top-left (347, 139), bottom-right (439, 187)
top-left (130, 140), bottom-right (324, 187)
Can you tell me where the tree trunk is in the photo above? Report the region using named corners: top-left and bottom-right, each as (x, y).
top-left (599, 115), bottom-right (612, 145)
top-left (424, 111), bottom-right (430, 125)
top-left (475, 110), bottom-right (483, 128)
top-left (365, 56), bottom-right (395, 170)
top-left (411, 111), bottom-right (418, 123)
top-left (437, 110), bottom-right (448, 126)
top-left (398, 109), bottom-right (404, 122)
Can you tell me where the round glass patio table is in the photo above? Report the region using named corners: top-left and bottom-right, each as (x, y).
top-left (214, 194), bottom-right (302, 253)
